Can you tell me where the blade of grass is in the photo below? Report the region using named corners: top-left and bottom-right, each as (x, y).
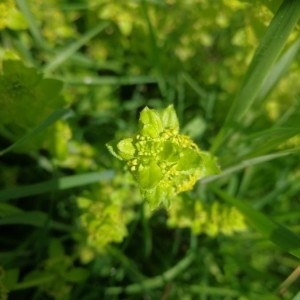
top-left (234, 96), bottom-right (300, 161)
top-left (43, 22), bottom-right (109, 74)
top-left (211, 0), bottom-right (300, 153)
top-left (236, 38), bottom-right (300, 132)
top-left (181, 72), bottom-right (207, 99)
top-left (63, 52), bottom-right (122, 72)
top-left (61, 75), bottom-right (157, 86)
top-left (200, 147), bottom-right (300, 184)
top-left (239, 127), bottom-right (300, 159)
top-left (140, 0), bottom-right (167, 96)
top-left (212, 187), bottom-right (300, 259)
top-left (12, 274), bottom-right (55, 291)
top-left (292, 290), bottom-right (300, 300)
top-left (0, 203), bottom-right (23, 215)
top-left (0, 211), bottom-right (70, 231)
top-left (0, 109), bottom-right (73, 156)
top-left (15, 0), bottom-right (46, 48)
top-left (231, 0), bottom-right (300, 121)
top-left (0, 170), bottom-right (114, 202)
top-left (257, 38), bottom-right (300, 101)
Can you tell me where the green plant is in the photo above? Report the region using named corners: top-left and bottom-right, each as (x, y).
top-left (107, 105), bottom-right (220, 209)
top-left (1, 0), bottom-right (300, 299)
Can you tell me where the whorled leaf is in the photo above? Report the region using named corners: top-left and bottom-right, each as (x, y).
top-left (139, 106), bottom-right (163, 138)
top-left (106, 105), bottom-right (220, 209)
top-left (136, 160), bottom-right (162, 189)
top-left (159, 105), bottom-right (179, 131)
top-left (116, 138), bottom-right (135, 160)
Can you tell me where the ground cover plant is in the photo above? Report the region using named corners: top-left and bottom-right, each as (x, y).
top-left (1, 0), bottom-right (300, 299)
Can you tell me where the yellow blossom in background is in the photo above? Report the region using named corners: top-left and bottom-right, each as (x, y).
top-left (76, 173), bottom-right (141, 262)
top-left (0, 0), bottom-right (27, 30)
top-left (168, 196), bottom-right (247, 237)
top-left (0, 0), bottom-right (14, 29)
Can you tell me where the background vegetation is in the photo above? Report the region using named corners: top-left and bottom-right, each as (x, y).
top-left (1, 0), bottom-right (300, 299)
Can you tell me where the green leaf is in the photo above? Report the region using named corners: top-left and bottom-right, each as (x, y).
top-left (0, 170), bottom-right (114, 201)
top-left (0, 211), bottom-right (70, 231)
top-left (0, 203), bottom-right (23, 217)
top-left (137, 161), bottom-right (162, 189)
top-left (0, 211), bottom-right (48, 226)
top-left (39, 78), bottom-right (63, 100)
top-left (117, 138), bottom-right (136, 160)
top-left (159, 105), bottom-right (179, 131)
top-left (0, 59), bottom-right (66, 152)
top-left (106, 140), bottom-right (124, 160)
top-left (176, 148), bottom-right (202, 171)
top-left (199, 152), bottom-right (221, 178)
top-left (43, 22), bottom-right (109, 74)
top-left (2, 59), bottom-right (41, 84)
top-left (139, 106), bottom-right (163, 137)
top-left (160, 141), bottom-right (180, 162)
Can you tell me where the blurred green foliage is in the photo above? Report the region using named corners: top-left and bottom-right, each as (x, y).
top-left (0, 0), bottom-right (300, 299)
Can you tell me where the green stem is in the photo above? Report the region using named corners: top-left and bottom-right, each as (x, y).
top-left (105, 251), bottom-right (195, 295)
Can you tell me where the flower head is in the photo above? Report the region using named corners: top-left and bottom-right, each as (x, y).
top-left (107, 105), bottom-right (220, 209)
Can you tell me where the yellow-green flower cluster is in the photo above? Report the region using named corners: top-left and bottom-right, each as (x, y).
top-left (107, 105), bottom-right (220, 209)
top-left (29, 0), bottom-right (78, 42)
top-left (0, 0), bottom-right (26, 31)
top-left (168, 196), bottom-right (247, 237)
top-left (0, 0), bottom-right (14, 29)
top-left (77, 197), bottom-right (128, 252)
top-left (76, 173), bottom-right (140, 262)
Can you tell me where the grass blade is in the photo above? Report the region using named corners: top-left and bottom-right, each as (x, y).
top-left (200, 147), bottom-right (300, 184)
top-left (0, 170), bottom-right (114, 201)
top-left (140, 0), bottom-right (167, 96)
top-left (0, 109), bottom-right (72, 156)
top-left (257, 38), bottom-right (300, 101)
top-left (239, 127), bottom-right (300, 159)
top-left (212, 0), bottom-right (300, 153)
top-left (15, 0), bottom-right (45, 48)
top-left (212, 187), bottom-right (300, 259)
top-left (0, 210), bottom-right (72, 231)
top-left (61, 75), bottom-right (157, 86)
top-left (43, 22), bottom-right (109, 74)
